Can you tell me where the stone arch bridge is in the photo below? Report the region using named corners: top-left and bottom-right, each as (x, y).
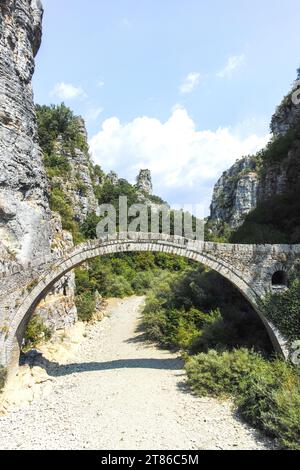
top-left (1, 232), bottom-right (299, 371)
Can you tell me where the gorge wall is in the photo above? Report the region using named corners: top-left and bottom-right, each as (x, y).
top-left (209, 156), bottom-right (259, 229)
top-left (0, 0), bottom-right (77, 338)
top-left (209, 79), bottom-right (300, 236)
top-left (50, 117), bottom-right (100, 223)
top-left (0, 0), bottom-right (51, 265)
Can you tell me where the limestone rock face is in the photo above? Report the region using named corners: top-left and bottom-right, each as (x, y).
top-left (136, 169), bottom-right (153, 195)
top-left (52, 119), bottom-right (99, 222)
top-left (209, 81), bottom-right (300, 231)
top-left (0, 1), bottom-right (77, 338)
top-left (107, 171), bottom-right (119, 185)
top-left (271, 84), bottom-right (300, 137)
top-left (0, 0), bottom-right (52, 264)
top-left (209, 157), bottom-right (259, 228)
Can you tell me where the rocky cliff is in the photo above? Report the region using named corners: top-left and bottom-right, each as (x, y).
top-left (209, 77), bottom-right (300, 235)
top-left (0, 0), bottom-right (52, 264)
top-left (0, 1), bottom-right (77, 337)
top-left (50, 117), bottom-right (100, 223)
top-left (271, 83), bottom-right (300, 137)
top-left (209, 157), bottom-right (259, 229)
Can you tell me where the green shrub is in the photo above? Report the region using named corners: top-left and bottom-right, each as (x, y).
top-left (185, 349), bottom-right (300, 450)
top-left (153, 252), bottom-right (190, 271)
top-left (44, 153), bottom-right (71, 177)
top-left (259, 129), bottom-right (296, 166)
top-left (189, 312), bottom-right (227, 353)
top-left (49, 187), bottom-right (74, 230)
top-left (80, 212), bottom-right (101, 239)
top-left (131, 271), bottom-right (153, 294)
top-left (75, 268), bottom-right (94, 295)
top-left (185, 349), bottom-right (266, 397)
top-left (141, 305), bottom-right (213, 350)
top-left (237, 359), bottom-right (300, 450)
top-left (23, 315), bottom-right (52, 351)
top-left (103, 275), bottom-right (134, 298)
top-left (75, 292), bottom-right (96, 322)
top-left (205, 221), bottom-right (233, 243)
top-left (0, 366), bottom-right (7, 392)
top-left (261, 278), bottom-right (300, 344)
top-left (76, 181), bottom-right (88, 197)
top-left (175, 318), bottom-right (200, 350)
top-left (142, 291), bottom-right (168, 316)
top-left (49, 186), bottom-right (84, 243)
top-left (140, 309), bottom-right (169, 344)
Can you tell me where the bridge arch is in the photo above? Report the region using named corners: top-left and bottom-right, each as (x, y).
top-left (3, 232), bottom-right (290, 368)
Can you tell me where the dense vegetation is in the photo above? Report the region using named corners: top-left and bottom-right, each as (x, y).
top-left (141, 266), bottom-right (272, 353)
top-left (75, 253), bottom-right (191, 322)
top-left (186, 349), bottom-right (300, 450)
top-left (230, 190), bottom-right (300, 244)
top-left (36, 104), bottom-right (88, 155)
top-left (23, 315), bottom-right (52, 351)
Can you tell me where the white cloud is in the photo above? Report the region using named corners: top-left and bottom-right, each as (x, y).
top-left (217, 54), bottom-right (246, 78)
top-left (85, 107), bottom-right (103, 122)
top-left (97, 80), bottom-right (105, 88)
top-left (179, 72), bottom-right (201, 94)
top-left (89, 107), bottom-right (269, 213)
top-left (51, 82), bottom-right (87, 100)
top-left (121, 17), bottom-right (132, 28)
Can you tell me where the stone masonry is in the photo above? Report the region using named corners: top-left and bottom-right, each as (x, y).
top-left (1, 232), bottom-right (300, 371)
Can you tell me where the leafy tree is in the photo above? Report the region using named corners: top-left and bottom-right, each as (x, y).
top-left (80, 212), bottom-right (101, 239)
top-left (36, 103), bottom-right (86, 155)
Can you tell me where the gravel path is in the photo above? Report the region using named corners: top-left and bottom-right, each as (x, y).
top-left (0, 296), bottom-right (274, 450)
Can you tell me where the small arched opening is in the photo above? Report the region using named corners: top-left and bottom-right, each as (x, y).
top-left (272, 270), bottom-right (288, 287)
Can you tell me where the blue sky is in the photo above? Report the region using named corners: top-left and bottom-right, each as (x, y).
top-left (33, 0), bottom-right (300, 212)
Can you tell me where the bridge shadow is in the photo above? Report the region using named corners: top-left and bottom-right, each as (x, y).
top-left (125, 332), bottom-right (149, 345)
top-left (20, 352), bottom-right (183, 377)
